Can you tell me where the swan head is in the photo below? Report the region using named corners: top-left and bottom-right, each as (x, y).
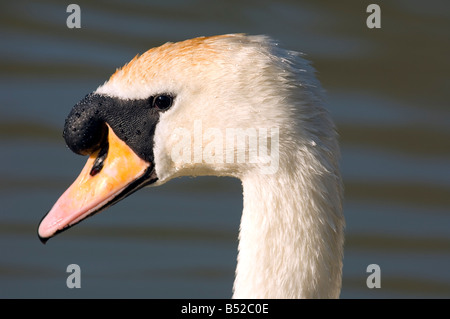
top-left (38, 34), bottom-right (335, 243)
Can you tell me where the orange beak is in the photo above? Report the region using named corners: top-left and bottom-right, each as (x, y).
top-left (38, 124), bottom-right (153, 242)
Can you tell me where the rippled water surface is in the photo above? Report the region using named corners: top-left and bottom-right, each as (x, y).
top-left (1, 0), bottom-right (449, 298)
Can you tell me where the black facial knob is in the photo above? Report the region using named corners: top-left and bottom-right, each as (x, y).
top-left (63, 94), bottom-right (107, 156)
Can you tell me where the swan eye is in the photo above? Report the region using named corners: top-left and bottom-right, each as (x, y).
top-left (153, 94), bottom-right (173, 110)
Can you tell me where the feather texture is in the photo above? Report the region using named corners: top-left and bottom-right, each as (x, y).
top-left (96, 34), bottom-right (344, 298)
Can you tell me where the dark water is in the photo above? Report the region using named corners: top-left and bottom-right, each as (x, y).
top-left (1, 0), bottom-right (449, 298)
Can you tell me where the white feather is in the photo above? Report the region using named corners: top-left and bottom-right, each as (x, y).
top-left (96, 34), bottom-right (344, 298)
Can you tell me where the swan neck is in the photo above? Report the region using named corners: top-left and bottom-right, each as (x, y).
top-left (233, 162), bottom-right (344, 298)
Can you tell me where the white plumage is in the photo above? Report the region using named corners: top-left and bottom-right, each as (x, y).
top-left (45, 34), bottom-right (345, 298)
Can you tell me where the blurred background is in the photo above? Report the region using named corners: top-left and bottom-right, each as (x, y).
top-left (1, 0), bottom-right (449, 298)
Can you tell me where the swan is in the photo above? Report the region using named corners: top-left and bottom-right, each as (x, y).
top-left (38, 34), bottom-right (344, 298)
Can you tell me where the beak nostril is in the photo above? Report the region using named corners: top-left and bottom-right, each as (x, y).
top-left (90, 142), bottom-right (109, 176)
